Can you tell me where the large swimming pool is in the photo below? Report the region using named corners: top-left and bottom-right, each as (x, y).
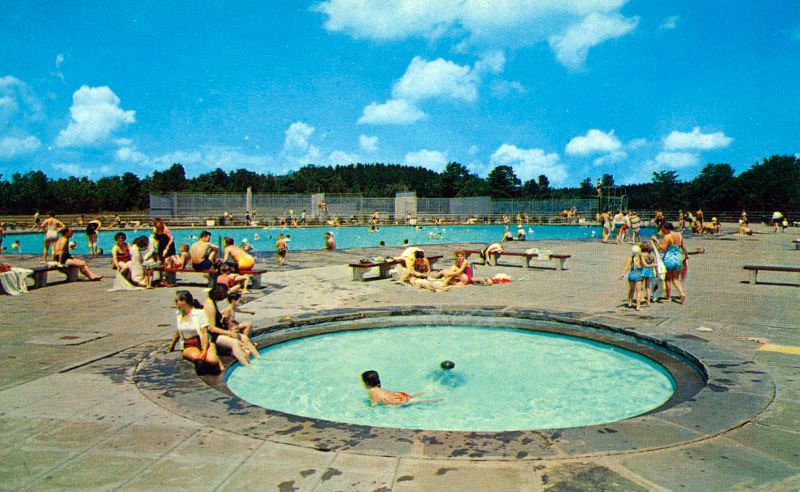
top-left (226, 324), bottom-right (676, 431)
top-left (3, 224), bottom-right (656, 255)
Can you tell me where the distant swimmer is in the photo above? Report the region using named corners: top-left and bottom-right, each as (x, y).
top-left (253, 233), bottom-right (260, 241)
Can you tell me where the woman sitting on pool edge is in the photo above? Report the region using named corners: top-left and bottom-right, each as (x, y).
top-left (167, 290), bottom-right (224, 372)
top-left (361, 370), bottom-right (440, 406)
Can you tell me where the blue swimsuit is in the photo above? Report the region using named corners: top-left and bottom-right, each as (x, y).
top-left (662, 245), bottom-right (684, 271)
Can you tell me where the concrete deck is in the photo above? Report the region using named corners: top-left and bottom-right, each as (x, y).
top-left (0, 226), bottom-right (798, 491)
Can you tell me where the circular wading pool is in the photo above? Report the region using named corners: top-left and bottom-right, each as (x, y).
top-left (227, 324), bottom-right (677, 431)
top-left (135, 309), bottom-right (774, 459)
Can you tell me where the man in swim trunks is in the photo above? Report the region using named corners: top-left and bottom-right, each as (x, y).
top-left (190, 231), bottom-right (219, 270)
top-left (221, 237), bottom-right (255, 271)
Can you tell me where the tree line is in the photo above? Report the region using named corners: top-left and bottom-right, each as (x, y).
top-left (0, 154), bottom-right (797, 214)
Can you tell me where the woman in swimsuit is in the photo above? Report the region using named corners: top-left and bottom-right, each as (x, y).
top-left (401, 250), bottom-right (448, 292)
top-left (41, 211), bottom-right (65, 261)
top-left (658, 222), bottom-right (688, 303)
top-left (152, 218), bottom-right (176, 262)
top-left (111, 232), bottom-right (132, 275)
top-left (52, 228), bottom-right (102, 280)
top-left (204, 284), bottom-right (253, 366)
top-left (167, 290), bottom-right (224, 372)
top-left (440, 250), bottom-right (472, 285)
top-left (85, 217), bottom-right (102, 256)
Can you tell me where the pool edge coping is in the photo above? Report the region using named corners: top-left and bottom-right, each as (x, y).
top-left (133, 306), bottom-right (775, 461)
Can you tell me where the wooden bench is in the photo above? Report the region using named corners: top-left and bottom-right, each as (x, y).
top-left (161, 267), bottom-right (265, 288)
top-left (743, 264), bottom-right (800, 285)
top-left (348, 255), bottom-right (443, 281)
top-left (28, 264), bottom-right (81, 289)
top-left (463, 249), bottom-right (571, 271)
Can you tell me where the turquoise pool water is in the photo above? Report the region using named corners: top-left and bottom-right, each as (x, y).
top-left (3, 224), bottom-right (657, 255)
top-left (226, 325), bottom-right (676, 431)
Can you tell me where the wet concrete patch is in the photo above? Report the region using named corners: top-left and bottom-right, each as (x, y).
top-left (27, 332), bottom-right (109, 346)
top-left (543, 463), bottom-right (647, 491)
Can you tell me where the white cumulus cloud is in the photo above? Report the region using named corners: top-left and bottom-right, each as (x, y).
top-left (283, 121), bottom-right (316, 154)
top-left (654, 151), bottom-right (699, 168)
top-left (566, 129), bottom-right (622, 156)
top-left (490, 144), bottom-right (566, 183)
top-left (393, 56), bottom-right (478, 103)
top-left (328, 150), bottom-right (359, 165)
top-left (315, 1), bottom-right (637, 69)
top-left (358, 99), bottom-right (427, 125)
top-left (0, 135), bottom-right (41, 158)
top-left (663, 127), bottom-right (733, 150)
top-left (0, 75), bottom-right (44, 124)
top-left (548, 13), bottom-right (639, 70)
top-left (593, 150), bottom-right (627, 166)
top-left (403, 149), bottom-right (449, 172)
top-left (56, 85), bottom-right (135, 147)
top-left (359, 135), bottom-right (379, 152)
top-left (115, 146), bottom-right (149, 164)
top-left (53, 162), bottom-right (112, 177)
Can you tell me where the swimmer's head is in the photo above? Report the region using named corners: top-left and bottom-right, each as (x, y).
top-left (440, 360), bottom-right (455, 370)
top-left (631, 245), bottom-right (641, 255)
top-left (361, 370), bottom-right (381, 388)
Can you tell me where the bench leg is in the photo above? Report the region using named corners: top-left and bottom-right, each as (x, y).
top-left (749, 271), bottom-right (757, 285)
top-left (490, 254), bottom-right (498, 266)
top-left (165, 271), bottom-right (177, 284)
top-left (33, 271), bottom-right (47, 289)
top-left (207, 274), bottom-right (214, 288)
top-left (250, 274), bottom-right (263, 289)
top-left (522, 257), bottom-right (530, 269)
top-left (351, 268), bottom-right (367, 281)
top-left (557, 259), bottom-right (566, 271)
top-left (378, 265), bottom-right (391, 279)
top-left (65, 267), bottom-right (80, 282)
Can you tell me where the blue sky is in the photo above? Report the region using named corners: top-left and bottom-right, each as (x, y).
top-left (1, 0), bottom-right (798, 186)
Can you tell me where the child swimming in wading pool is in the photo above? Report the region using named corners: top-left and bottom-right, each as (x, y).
top-left (361, 370), bottom-right (441, 406)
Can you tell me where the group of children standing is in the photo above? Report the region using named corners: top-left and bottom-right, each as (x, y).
top-left (619, 242), bottom-right (658, 311)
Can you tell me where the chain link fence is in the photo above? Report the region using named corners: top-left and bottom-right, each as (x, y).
top-left (149, 192), bottom-right (622, 224)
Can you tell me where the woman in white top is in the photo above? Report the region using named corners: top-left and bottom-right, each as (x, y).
top-left (167, 290), bottom-right (223, 371)
top-left (130, 236), bottom-right (157, 288)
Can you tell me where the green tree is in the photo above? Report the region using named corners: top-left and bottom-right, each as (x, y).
top-left (486, 165), bottom-right (521, 198)
top-left (151, 163), bottom-right (186, 192)
top-left (579, 177), bottom-right (594, 196)
top-left (651, 170), bottom-right (685, 210)
top-left (689, 163), bottom-right (738, 210)
top-left (440, 162), bottom-right (474, 197)
top-left (736, 155), bottom-right (800, 211)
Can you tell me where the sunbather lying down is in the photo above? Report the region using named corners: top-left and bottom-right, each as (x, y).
top-left (400, 249), bottom-right (449, 292)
